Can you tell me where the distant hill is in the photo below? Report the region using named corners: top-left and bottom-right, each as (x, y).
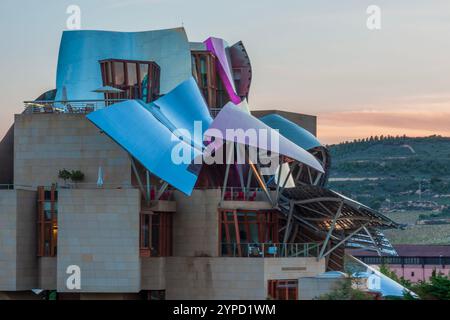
top-left (327, 135), bottom-right (450, 245)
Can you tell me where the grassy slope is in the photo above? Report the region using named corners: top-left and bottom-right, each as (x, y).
top-left (327, 136), bottom-right (450, 244)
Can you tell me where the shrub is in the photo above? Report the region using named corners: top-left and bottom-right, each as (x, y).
top-left (317, 278), bottom-right (375, 300)
top-left (58, 169), bottom-right (85, 184)
top-left (70, 170), bottom-right (85, 182)
top-left (58, 169), bottom-right (72, 183)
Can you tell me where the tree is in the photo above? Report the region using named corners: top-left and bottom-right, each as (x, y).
top-left (409, 271), bottom-right (450, 300)
top-left (317, 278), bottom-right (375, 300)
top-left (380, 264), bottom-right (450, 300)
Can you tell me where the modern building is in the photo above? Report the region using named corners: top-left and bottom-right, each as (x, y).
top-left (349, 245), bottom-right (450, 283)
top-left (0, 27), bottom-right (400, 300)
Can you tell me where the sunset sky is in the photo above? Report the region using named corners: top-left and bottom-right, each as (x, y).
top-left (1, 0), bottom-right (450, 144)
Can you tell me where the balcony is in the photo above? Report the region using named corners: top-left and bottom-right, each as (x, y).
top-left (220, 187), bottom-right (268, 202)
top-left (23, 99), bottom-right (126, 114)
top-left (220, 242), bottom-right (321, 258)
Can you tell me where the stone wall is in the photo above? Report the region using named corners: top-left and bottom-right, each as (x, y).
top-left (14, 114), bottom-right (131, 187)
top-left (57, 188), bottom-right (140, 293)
top-left (173, 190), bottom-right (221, 257)
top-left (0, 189), bottom-right (37, 291)
top-left (0, 124), bottom-right (14, 185)
top-left (141, 257), bottom-right (166, 290)
top-left (165, 257), bottom-right (326, 300)
top-left (0, 190), bottom-right (17, 290)
top-left (15, 190), bottom-right (38, 290)
top-left (38, 258), bottom-right (57, 290)
top-left (298, 277), bottom-right (345, 300)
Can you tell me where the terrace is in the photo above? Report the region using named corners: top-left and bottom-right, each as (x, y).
top-left (23, 100), bottom-right (225, 119)
top-left (23, 99), bottom-right (126, 114)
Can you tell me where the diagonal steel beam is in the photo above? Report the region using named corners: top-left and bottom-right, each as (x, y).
top-left (156, 182), bottom-right (169, 200)
top-left (253, 162), bottom-right (273, 205)
top-left (292, 197), bottom-right (342, 205)
top-left (221, 142), bottom-right (234, 203)
top-left (363, 226), bottom-right (382, 256)
top-left (321, 224), bottom-right (368, 259)
top-left (129, 155), bottom-right (147, 202)
top-left (318, 201), bottom-right (343, 259)
top-left (282, 201), bottom-right (295, 244)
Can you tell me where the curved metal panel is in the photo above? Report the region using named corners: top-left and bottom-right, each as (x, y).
top-left (148, 77), bottom-right (213, 151)
top-left (260, 113), bottom-right (322, 151)
top-left (206, 103), bottom-right (324, 173)
top-left (229, 41), bottom-right (252, 100)
top-left (349, 256), bottom-right (417, 298)
top-left (56, 28), bottom-right (192, 101)
top-left (204, 37), bottom-right (241, 105)
top-left (86, 100), bottom-right (200, 195)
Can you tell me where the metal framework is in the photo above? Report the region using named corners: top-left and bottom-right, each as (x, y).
top-left (277, 185), bottom-right (400, 260)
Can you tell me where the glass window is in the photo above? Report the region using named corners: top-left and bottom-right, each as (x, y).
top-left (143, 215), bottom-right (150, 248)
top-left (127, 63), bottom-right (138, 86)
top-left (113, 62), bottom-right (125, 85)
top-left (140, 64), bottom-right (149, 83)
top-left (268, 280), bottom-right (298, 300)
top-left (106, 63), bottom-right (113, 84)
top-left (38, 186), bottom-right (57, 257)
top-left (220, 210), bottom-right (278, 256)
top-left (140, 212), bottom-right (172, 257)
top-left (100, 60), bottom-right (159, 102)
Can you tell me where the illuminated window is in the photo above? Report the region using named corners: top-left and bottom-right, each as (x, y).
top-left (220, 210), bottom-right (278, 257)
top-left (268, 280), bottom-right (298, 300)
top-left (37, 185), bottom-right (58, 257)
top-left (140, 212), bottom-right (172, 257)
top-left (99, 59), bottom-right (160, 103)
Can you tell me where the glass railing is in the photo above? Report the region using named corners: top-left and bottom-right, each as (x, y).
top-left (23, 99), bottom-right (127, 114)
top-left (220, 242), bottom-right (321, 258)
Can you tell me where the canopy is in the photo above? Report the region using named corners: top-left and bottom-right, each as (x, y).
top-left (87, 100), bottom-right (201, 195)
top-left (206, 103), bottom-right (324, 173)
top-left (260, 113), bottom-right (322, 151)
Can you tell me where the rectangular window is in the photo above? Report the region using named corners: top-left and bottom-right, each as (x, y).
top-left (99, 59), bottom-right (160, 103)
top-left (268, 280), bottom-right (298, 300)
top-left (127, 63), bottom-right (138, 86)
top-left (113, 61), bottom-right (125, 85)
top-left (220, 210), bottom-right (278, 257)
top-left (192, 51), bottom-right (229, 109)
top-left (37, 185), bottom-right (58, 257)
top-left (140, 212), bottom-right (172, 257)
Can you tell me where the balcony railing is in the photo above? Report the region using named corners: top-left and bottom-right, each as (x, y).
top-left (61, 182), bottom-right (136, 190)
top-left (221, 187), bottom-right (267, 201)
top-left (358, 256), bottom-right (450, 266)
top-left (221, 242), bottom-right (321, 258)
top-left (23, 99), bottom-right (127, 114)
top-left (0, 184), bottom-right (34, 190)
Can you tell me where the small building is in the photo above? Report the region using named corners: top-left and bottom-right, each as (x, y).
top-left (349, 245), bottom-right (450, 282)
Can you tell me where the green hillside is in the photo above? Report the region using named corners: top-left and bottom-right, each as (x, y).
top-left (327, 135), bottom-right (450, 244)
